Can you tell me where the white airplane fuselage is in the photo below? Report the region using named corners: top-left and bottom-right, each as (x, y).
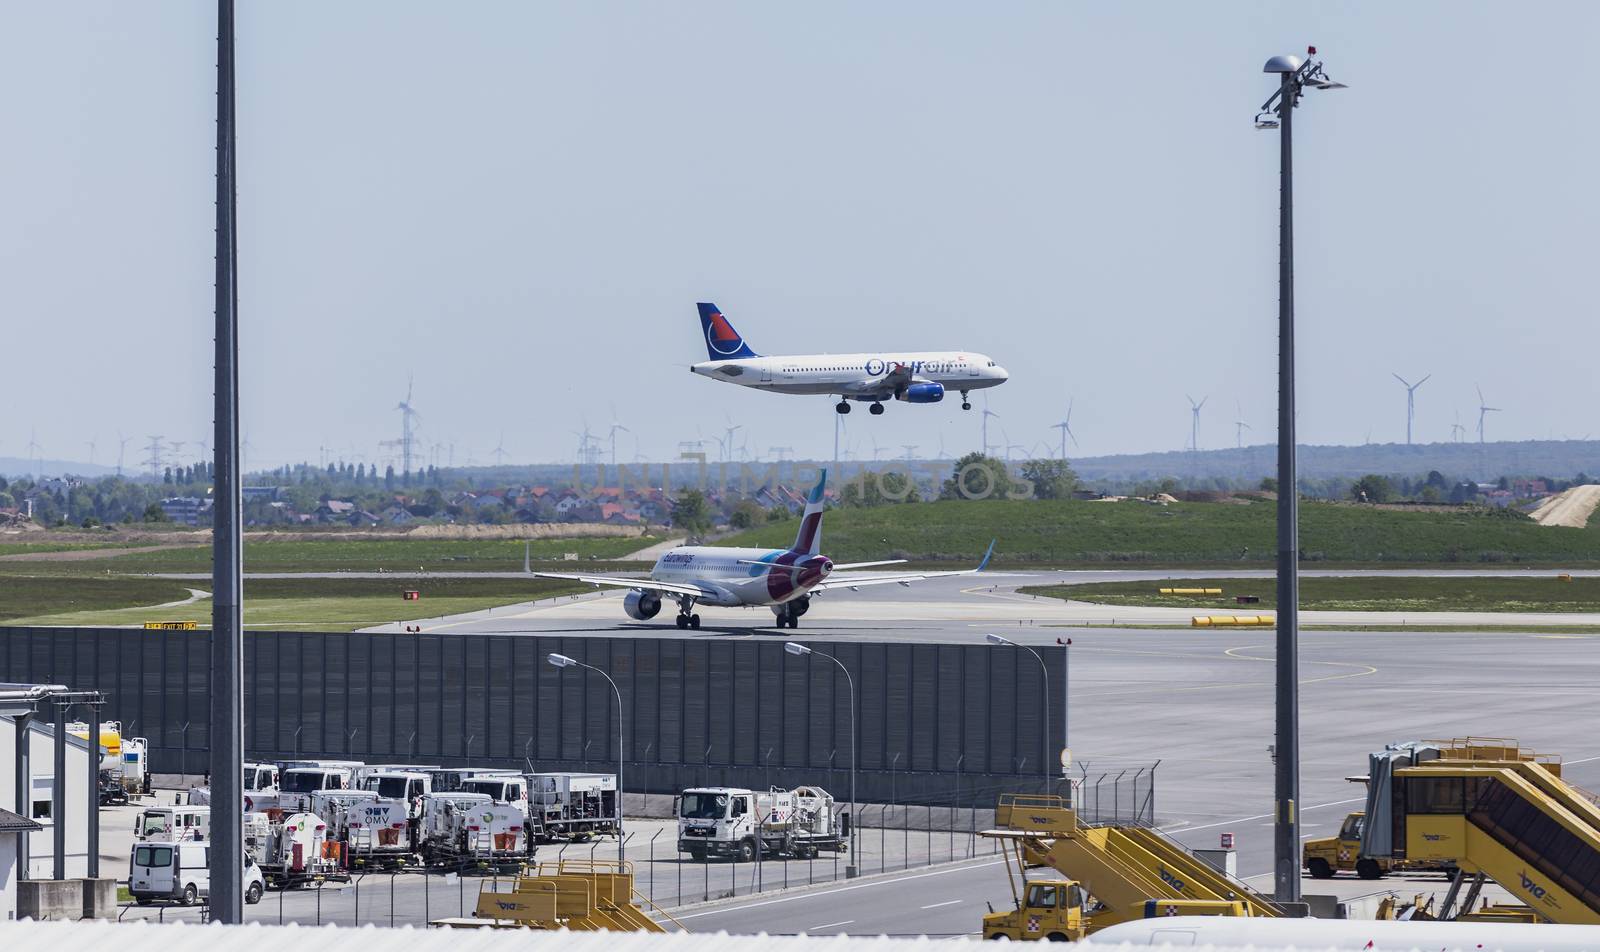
top-left (645, 545), bottom-right (830, 608)
top-left (690, 351), bottom-right (1008, 401)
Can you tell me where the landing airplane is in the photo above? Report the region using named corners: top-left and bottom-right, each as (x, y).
top-left (533, 470), bottom-right (993, 629)
top-left (689, 302), bottom-right (1009, 415)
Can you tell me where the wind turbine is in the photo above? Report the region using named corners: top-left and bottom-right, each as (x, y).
top-left (395, 374), bottom-right (421, 475)
top-left (981, 395), bottom-right (1000, 456)
top-left (1234, 402), bottom-right (1251, 449)
top-left (870, 435), bottom-right (887, 461)
top-left (1001, 429), bottom-right (1024, 462)
top-left (116, 432), bottom-right (132, 477)
top-left (1393, 373), bottom-right (1430, 445)
top-left (1186, 395), bottom-right (1208, 451)
top-left (1450, 411), bottom-right (1466, 443)
top-left (27, 429), bottom-right (42, 479)
top-left (1476, 385), bottom-right (1501, 443)
top-left (1050, 399), bottom-right (1078, 460)
top-left (901, 444), bottom-right (918, 461)
top-left (85, 437), bottom-right (97, 467)
top-left (607, 417), bottom-right (629, 468)
top-left (722, 416), bottom-right (743, 464)
top-left (491, 431), bottom-right (509, 466)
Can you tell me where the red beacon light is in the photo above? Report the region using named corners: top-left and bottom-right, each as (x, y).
top-left (1307, 46), bottom-right (1317, 55)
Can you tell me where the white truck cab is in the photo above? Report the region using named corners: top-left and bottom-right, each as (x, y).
top-left (678, 786), bottom-right (842, 862)
top-left (136, 805), bottom-right (211, 842)
top-left (278, 764), bottom-right (357, 813)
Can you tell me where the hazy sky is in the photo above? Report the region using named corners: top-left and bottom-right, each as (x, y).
top-left (5, 2), bottom-right (1597, 474)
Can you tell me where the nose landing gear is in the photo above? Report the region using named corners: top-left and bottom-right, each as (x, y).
top-left (961, 390), bottom-right (972, 411)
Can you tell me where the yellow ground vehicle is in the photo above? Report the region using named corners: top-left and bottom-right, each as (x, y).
top-left (450, 859), bottom-right (680, 932)
top-left (980, 794), bottom-right (1279, 940)
top-left (1304, 812), bottom-right (1390, 880)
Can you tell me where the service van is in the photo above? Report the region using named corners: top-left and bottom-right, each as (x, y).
top-left (129, 841), bottom-right (265, 906)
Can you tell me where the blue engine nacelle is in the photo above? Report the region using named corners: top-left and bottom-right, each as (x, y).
top-left (896, 381), bottom-right (945, 404)
top-left (624, 589), bottom-right (662, 620)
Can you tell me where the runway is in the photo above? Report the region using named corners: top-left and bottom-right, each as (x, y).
top-left (357, 570), bottom-right (1600, 637)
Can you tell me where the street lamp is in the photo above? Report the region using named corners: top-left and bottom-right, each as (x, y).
top-left (548, 652), bottom-right (625, 864)
top-left (1255, 46), bottom-right (1344, 906)
top-left (785, 642), bottom-right (858, 878)
top-left (986, 635), bottom-right (1049, 791)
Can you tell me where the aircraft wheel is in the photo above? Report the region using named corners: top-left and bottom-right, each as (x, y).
top-left (962, 401), bottom-right (972, 410)
top-left (675, 614), bottom-right (689, 630)
top-left (689, 613), bottom-right (701, 629)
top-left (835, 401), bottom-right (851, 414)
top-left (869, 402), bottom-right (885, 415)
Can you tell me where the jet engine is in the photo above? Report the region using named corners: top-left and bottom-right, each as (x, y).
top-left (624, 589), bottom-right (662, 620)
top-left (896, 381), bottom-right (945, 404)
top-left (773, 594), bottom-right (812, 618)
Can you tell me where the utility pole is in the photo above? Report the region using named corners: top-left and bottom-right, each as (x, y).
top-left (209, 0), bottom-right (245, 922)
top-left (1255, 46), bottom-right (1344, 906)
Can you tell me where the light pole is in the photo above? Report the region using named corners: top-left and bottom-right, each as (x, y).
top-left (1255, 47), bottom-right (1344, 905)
top-left (986, 635), bottom-right (1049, 791)
top-left (549, 653), bottom-right (624, 864)
top-left (785, 642), bottom-right (857, 877)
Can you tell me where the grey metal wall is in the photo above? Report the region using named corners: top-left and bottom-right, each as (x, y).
top-left (0, 627), bottom-right (1064, 806)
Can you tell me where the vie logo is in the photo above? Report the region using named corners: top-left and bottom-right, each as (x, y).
top-left (1520, 871), bottom-right (1555, 905)
top-left (1422, 833), bottom-right (1445, 842)
top-left (495, 900), bottom-right (518, 912)
top-left (1158, 868), bottom-right (1186, 892)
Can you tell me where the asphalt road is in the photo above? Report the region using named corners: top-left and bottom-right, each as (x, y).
top-left (347, 570), bottom-right (1600, 637)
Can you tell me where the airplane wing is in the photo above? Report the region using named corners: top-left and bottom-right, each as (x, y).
top-left (841, 362), bottom-right (915, 396)
top-left (530, 571), bottom-right (711, 599)
top-left (829, 559), bottom-right (907, 570)
top-left (811, 540), bottom-right (995, 593)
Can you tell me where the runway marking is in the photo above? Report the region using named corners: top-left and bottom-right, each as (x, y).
top-left (921, 899), bottom-right (963, 909)
top-left (668, 859), bottom-right (1006, 920)
top-left (1160, 796), bottom-right (1366, 834)
top-left (809, 920), bottom-right (855, 931)
top-left (1223, 644), bottom-right (1378, 684)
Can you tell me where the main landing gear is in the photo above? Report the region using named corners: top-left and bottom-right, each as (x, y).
top-left (674, 596), bottom-right (701, 629)
top-left (869, 402), bottom-right (885, 415)
top-left (835, 400), bottom-right (851, 414)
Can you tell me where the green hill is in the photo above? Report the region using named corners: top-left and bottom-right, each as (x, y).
top-left (721, 498), bottom-right (1600, 565)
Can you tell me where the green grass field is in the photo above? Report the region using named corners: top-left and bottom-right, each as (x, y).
top-left (1020, 575), bottom-right (1600, 613)
top-left (4, 576), bottom-right (591, 630)
top-left (0, 534), bottom-right (660, 575)
top-left (723, 498), bottom-right (1600, 565)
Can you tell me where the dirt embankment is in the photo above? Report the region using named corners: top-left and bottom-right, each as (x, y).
top-left (1530, 485), bottom-right (1600, 528)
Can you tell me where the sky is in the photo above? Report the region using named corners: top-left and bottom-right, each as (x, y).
top-left (4, 2), bottom-right (1598, 475)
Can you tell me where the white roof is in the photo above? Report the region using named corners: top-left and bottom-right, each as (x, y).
top-left (0, 922), bottom-right (955, 951)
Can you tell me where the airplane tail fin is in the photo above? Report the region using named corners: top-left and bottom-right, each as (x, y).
top-left (698, 302), bottom-right (759, 360)
top-left (791, 469), bottom-right (827, 555)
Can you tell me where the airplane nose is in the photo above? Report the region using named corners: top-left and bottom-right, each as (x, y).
top-left (993, 365), bottom-right (1009, 380)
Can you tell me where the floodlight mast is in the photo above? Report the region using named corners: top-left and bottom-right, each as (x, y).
top-left (1255, 46), bottom-right (1344, 907)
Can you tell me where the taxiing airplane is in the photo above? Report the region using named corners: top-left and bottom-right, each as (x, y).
top-left (689, 302), bottom-right (1009, 415)
top-left (534, 470), bottom-right (993, 629)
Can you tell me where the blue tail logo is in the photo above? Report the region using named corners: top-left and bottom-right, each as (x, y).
top-left (792, 469), bottom-right (826, 555)
top-left (698, 302), bottom-right (759, 360)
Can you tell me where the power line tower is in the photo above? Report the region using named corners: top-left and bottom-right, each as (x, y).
top-left (144, 435), bottom-right (166, 479)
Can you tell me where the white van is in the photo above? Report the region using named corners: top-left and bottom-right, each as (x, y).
top-left (136, 805), bottom-right (211, 842)
top-left (129, 842), bottom-right (265, 906)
